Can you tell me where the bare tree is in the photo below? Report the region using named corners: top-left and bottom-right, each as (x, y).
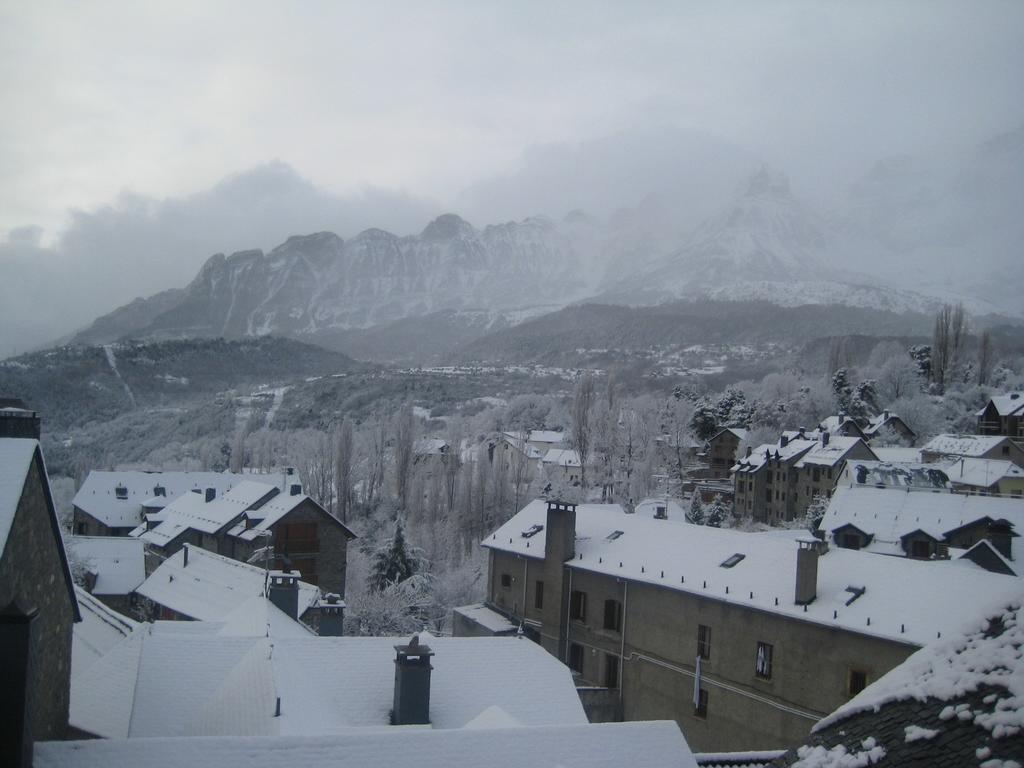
top-left (977, 330), bottom-right (994, 386)
top-left (931, 302), bottom-right (967, 392)
top-left (508, 433), bottom-right (533, 515)
top-left (362, 416), bottom-right (388, 507)
top-left (571, 371), bottom-right (596, 490)
top-left (334, 417), bottom-right (354, 523)
top-left (393, 404), bottom-right (415, 509)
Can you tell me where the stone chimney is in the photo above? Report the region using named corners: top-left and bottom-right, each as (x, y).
top-left (205, 487), bottom-right (216, 502)
top-left (0, 600), bottom-right (37, 768)
top-left (780, 434), bottom-right (789, 448)
top-left (392, 634), bottom-right (434, 725)
top-left (318, 593), bottom-right (345, 636)
top-left (821, 431), bottom-right (830, 446)
top-left (795, 537), bottom-right (827, 605)
top-left (267, 569), bottom-right (301, 621)
top-left (542, 500), bottom-right (576, 661)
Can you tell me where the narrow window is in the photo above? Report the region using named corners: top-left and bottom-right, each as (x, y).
top-left (570, 590), bottom-right (587, 622)
top-left (694, 688), bottom-right (708, 718)
top-left (697, 624), bottom-right (711, 659)
top-left (534, 580), bottom-right (544, 610)
top-left (75, 522), bottom-right (87, 535)
top-left (755, 642), bottom-right (773, 680)
top-left (500, 573), bottom-right (512, 588)
top-left (604, 654), bottom-right (620, 688)
top-left (603, 599), bottom-right (622, 632)
top-left (812, 467), bottom-right (820, 482)
top-left (568, 642), bottom-right (584, 674)
top-left (848, 669), bottom-right (868, 697)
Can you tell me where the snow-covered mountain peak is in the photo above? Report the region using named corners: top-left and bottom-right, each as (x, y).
top-left (742, 165), bottom-right (793, 201)
top-left (421, 213), bottom-right (476, 240)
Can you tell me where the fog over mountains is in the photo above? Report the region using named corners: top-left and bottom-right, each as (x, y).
top-left (3, 125), bottom-right (1023, 357)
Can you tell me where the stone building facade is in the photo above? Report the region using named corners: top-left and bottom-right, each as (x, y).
top-left (0, 439), bottom-right (80, 764)
top-left (465, 499), bottom-right (1022, 753)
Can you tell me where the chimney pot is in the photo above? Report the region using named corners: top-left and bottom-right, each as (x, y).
top-left (267, 569), bottom-right (301, 621)
top-left (795, 538), bottom-right (825, 605)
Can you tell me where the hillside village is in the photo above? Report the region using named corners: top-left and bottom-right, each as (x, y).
top-left (2, 311), bottom-right (1023, 766)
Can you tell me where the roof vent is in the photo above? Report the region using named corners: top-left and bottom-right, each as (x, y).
top-left (521, 524), bottom-right (544, 539)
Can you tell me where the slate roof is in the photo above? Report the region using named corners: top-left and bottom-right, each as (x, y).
top-left (943, 457), bottom-right (1024, 490)
top-left (794, 436), bottom-right (874, 468)
top-left (977, 392), bottom-right (1024, 418)
top-left (71, 633), bottom-right (592, 739)
top-left (69, 535), bottom-right (146, 595)
top-left (921, 434), bottom-right (1014, 459)
top-left (769, 603), bottom-right (1024, 767)
top-left (72, 586), bottom-right (139, 675)
top-left (37, 720), bottom-right (697, 768)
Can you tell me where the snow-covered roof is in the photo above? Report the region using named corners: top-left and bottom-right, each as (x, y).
top-left (976, 391), bottom-right (1024, 417)
top-left (0, 437), bottom-right (37, 557)
top-left (863, 411), bottom-right (913, 437)
top-left (69, 536), bottom-right (146, 595)
top-left (783, 602), bottom-right (1024, 768)
top-left (414, 437), bottom-right (449, 456)
top-left (484, 500), bottom-right (1023, 647)
top-left (72, 586), bottom-right (139, 675)
top-left (37, 720), bottom-right (696, 768)
top-left (71, 633), bottom-right (591, 739)
top-left (732, 438), bottom-right (816, 473)
top-left (841, 460), bottom-right (950, 490)
top-left (136, 545), bottom-right (320, 622)
top-left (225, 488), bottom-right (354, 543)
top-left (818, 415), bottom-right (863, 435)
top-left (822, 484), bottom-right (1024, 547)
top-left (941, 457), bottom-right (1024, 490)
top-left (453, 603), bottom-right (518, 634)
top-left (921, 433), bottom-right (1012, 458)
top-left (542, 448), bottom-right (581, 468)
top-left (137, 480), bottom-right (283, 548)
top-left (529, 430), bottom-right (568, 445)
top-left (74, 471), bottom-right (277, 530)
top-left (794, 437), bottom-right (874, 468)
top-left (871, 447), bottom-right (922, 463)
top-left (501, 432), bottom-right (546, 460)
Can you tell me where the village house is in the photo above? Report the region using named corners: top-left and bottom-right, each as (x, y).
top-left (731, 434), bottom-right (817, 523)
top-left (136, 544), bottom-right (324, 629)
top-left (942, 456), bottom-right (1024, 497)
top-left (134, 479), bottom-right (355, 595)
top-left (540, 447), bottom-right (583, 487)
top-left (920, 433), bottom-right (1024, 468)
top-left (789, 433), bottom-right (877, 515)
top-left (976, 391), bottom-right (1024, 438)
top-left (701, 427), bottom-right (748, 480)
top-left (0, 437), bottom-right (81, 764)
top-left (861, 410), bottom-right (916, 446)
top-left (68, 535), bottom-right (146, 615)
top-left (820, 482), bottom-right (1023, 569)
top-left (459, 499), bottom-right (1022, 752)
top-left (71, 469), bottom-right (293, 537)
top-left (817, 415), bottom-right (867, 440)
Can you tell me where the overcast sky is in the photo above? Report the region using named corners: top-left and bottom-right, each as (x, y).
top-left (2, 0), bottom-right (1023, 240)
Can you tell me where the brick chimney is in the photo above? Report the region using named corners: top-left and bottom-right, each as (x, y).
top-left (318, 593), bottom-right (345, 636)
top-left (0, 600), bottom-right (37, 768)
top-left (267, 569), bottom-right (300, 621)
top-left (542, 499), bottom-right (576, 661)
top-left (795, 537), bottom-right (827, 605)
top-left (392, 634), bottom-right (434, 725)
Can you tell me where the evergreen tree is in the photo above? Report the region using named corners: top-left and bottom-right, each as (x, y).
top-left (831, 368), bottom-right (852, 413)
top-left (690, 398), bottom-right (719, 441)
top-left (804, 493), bottom-right (829, 532)
top-left (688, 494), bottom-right (705, 525)
top-left (705, 494), bottom-right (728, 528)
top-left (369, 518), bottom-right (422, 592)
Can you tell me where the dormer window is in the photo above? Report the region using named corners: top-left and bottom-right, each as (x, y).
top-left (720, 553), bottom-right (745, 568)
top-left (115, 485), bottom-right (128, 500)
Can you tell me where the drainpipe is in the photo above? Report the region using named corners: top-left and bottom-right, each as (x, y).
top-left (522, 556), bottom-right (528, 619)
top-left (619, 579), bottom-right (628, 707)
top-left (564, 567), bottom-right (573, 663)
